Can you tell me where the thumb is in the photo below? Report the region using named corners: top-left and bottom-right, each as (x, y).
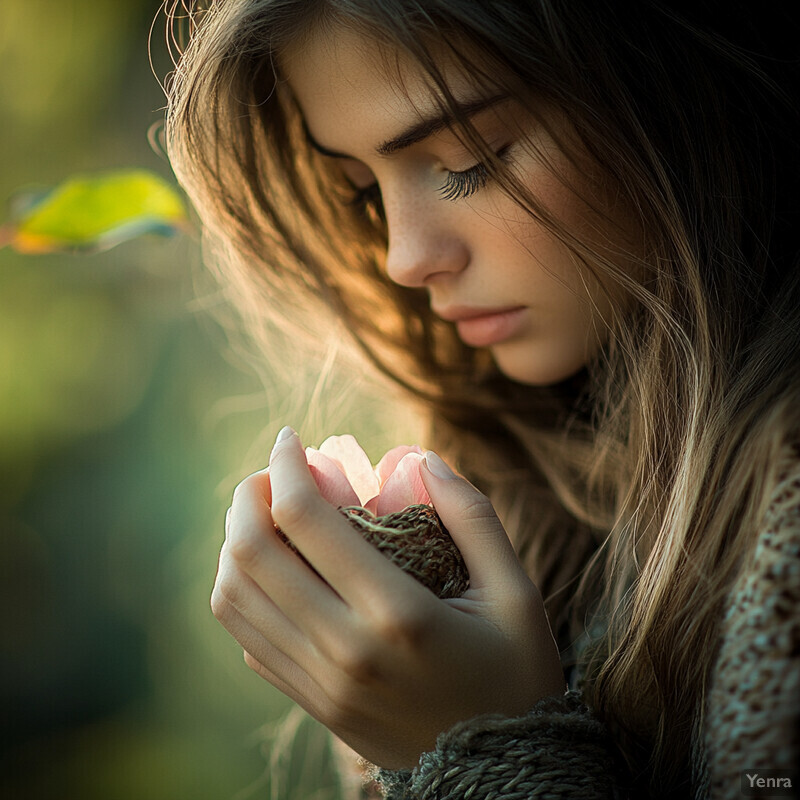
top-left (420, 451), bottom-right (523, 589)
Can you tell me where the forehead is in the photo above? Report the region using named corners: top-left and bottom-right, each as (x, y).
top-left (280, 23), bottom-right (482, 148)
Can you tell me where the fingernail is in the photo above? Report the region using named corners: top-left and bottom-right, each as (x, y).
top-left (276, 425), bottom-right (296, 443)
top-left (424, 450), bottom-right (455, 479)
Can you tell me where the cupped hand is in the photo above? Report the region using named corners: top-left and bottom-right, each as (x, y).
top-left (211, 427), bottom-right (566, 769)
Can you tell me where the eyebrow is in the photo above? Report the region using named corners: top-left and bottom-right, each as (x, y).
top-left (303, 94), bottom-right (508, 160)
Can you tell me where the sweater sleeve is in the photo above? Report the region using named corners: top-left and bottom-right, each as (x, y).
top-left (695, 446), bottom-right (800, 799)
top-left (374, 691), bottom-right (621, 800)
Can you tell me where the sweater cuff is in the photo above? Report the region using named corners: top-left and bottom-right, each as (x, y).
top-left (375, 691), bottom-right (618, 800)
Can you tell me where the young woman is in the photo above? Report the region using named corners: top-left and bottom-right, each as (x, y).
top-left (164, 1), bottom-right (800, 797)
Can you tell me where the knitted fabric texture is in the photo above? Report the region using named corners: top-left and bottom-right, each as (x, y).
top-left (694, 441), bottom-right (800, 798)
top-left (373, 444), bottom-right (800, 800)
top-left (277, 504), bottom-right (469, 599)
top-left (341, 505), bottom-right (469, 599)
top-left (376, 692), bottom-right (618, 800)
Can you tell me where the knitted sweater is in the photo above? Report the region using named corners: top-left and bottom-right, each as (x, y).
top-left (373, 445), bottom-right (800, 799)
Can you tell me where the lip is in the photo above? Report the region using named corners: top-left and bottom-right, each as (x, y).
top-left (434, 305), bottom-right (528, 347)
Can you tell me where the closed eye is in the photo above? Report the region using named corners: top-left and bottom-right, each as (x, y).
top-left (438, 143), bottom-right (512, 202)
top-left (342, 142), bottom-right (513, 215)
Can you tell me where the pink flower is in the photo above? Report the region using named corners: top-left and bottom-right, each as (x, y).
top-left (305, 434), bottom-right (431, 515)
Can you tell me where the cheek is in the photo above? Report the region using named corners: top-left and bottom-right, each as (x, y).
top-left (486, 200), bottom-right (593, 304)
top-left (477, 208), bottom-right (613, 386)
top-left (493, 170), bottom-right (636, 322)
top-left (484, 171), bottom-right (579, 259)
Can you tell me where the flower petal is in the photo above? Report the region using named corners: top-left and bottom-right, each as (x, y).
top-left (375, 452), bottom-right (431, 515)
top-left (305, 447), bottom-right (360, 508)
top-left (318, 434), bottom-right (380, 506)
top-left (374, 444), bottom-right (424, 487)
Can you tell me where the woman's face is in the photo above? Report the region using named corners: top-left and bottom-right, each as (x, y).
top-left (283, 26), bottom-right (640, 385)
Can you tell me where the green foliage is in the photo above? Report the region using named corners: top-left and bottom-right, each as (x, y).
top-left (1, 169), bottom-right (187, 254)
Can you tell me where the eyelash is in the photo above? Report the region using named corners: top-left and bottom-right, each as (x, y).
top-left (345, 144), bottom-right (512, 212)
top-left (439, 161), bottom-right (490, 201)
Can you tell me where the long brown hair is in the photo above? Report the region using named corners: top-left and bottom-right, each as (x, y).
top-left (163, 1), bottom-right (800, 794)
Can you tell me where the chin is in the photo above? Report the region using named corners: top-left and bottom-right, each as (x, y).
top-left (491, 347), bottom-right (589, 387)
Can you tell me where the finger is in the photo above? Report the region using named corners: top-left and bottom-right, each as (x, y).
top-left (214, 539), bottom-right (329, 666)
top-left (215, 546), bottom-right (389, 708)
top-left (212, 586), bottom-right (321, 706)
top-left (268, 427), bottom-right (432, 609)
top-left (420, 451), bottom-right (524, 588)
top-left (214, 548), bottom-right (364, 708)
top-left (242, 652), bottom-right (342, 735)
top-left (243, 651), bottom-right (309, 707)
top-left (227, 474), bottom-right (356, 641)
top-left (228, 472), bottom-right (430, 667)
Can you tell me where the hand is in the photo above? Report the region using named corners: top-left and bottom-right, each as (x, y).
top-left (211, 427), bottom-right (566, 769)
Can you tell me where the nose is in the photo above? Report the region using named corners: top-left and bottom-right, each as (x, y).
top-left (383, 193), bottom-right (469, 288)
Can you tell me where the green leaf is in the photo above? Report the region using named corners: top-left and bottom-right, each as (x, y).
top-left (1, 169), bottom-right (188, 254)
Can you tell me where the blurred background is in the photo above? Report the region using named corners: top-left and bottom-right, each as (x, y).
top-left (0, 2), bottom-right (420, 797)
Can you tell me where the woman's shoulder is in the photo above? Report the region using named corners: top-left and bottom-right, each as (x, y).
top-left (733, 438), bottom-right (800, 593)
top-left (759, 439), bottom-right (800, 537)
top-left (699, 439), bottom-right (800, 795)
top-left (719, 436), bottom-right (800, 657)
